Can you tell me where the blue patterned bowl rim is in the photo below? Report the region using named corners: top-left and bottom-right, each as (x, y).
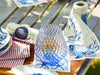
top-left (0, 37), bottom-right (12, 56)
top-left (0, 28), bottom-right (11, 49)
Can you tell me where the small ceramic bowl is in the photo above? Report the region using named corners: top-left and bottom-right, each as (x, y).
top-left (0, 37), bottom-right (12, 56)
top-left (0, 28), bottom-right (11, 49)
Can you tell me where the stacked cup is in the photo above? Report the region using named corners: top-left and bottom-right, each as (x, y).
top-left (0, 27), bottom-right (12, 56)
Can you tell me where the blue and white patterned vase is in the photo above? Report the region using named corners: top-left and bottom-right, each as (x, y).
top-left (63, 1), bottom-right (100, 60)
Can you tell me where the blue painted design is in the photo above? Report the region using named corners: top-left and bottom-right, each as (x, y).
top-left (33, 73), bottom-right (48, 75)
top-left (36, 63), bottom-right (49, 69)
top-left (69, 39), bottom-right (99, 59)
top-left (67, 17), bottom-right (82, 43)
top-left (17, 0), bottom-right (37, 4)
top-left (54, 63), bottom-right (64, 70)
top-left (0, 28), bottom-right (7, 47)
top-left (0, 42), bottom-right (9, 53)
top-left (87, 39), bottom-right (99, 51)
top-left (34, 55), bottom-right (69, 72)
top-left (81, 13), bottom-right (88, 25)
top-left (65, 13), bottom-right (88, 43)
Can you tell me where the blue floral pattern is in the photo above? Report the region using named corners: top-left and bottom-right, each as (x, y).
top-left (0, 28), bottom-right (7, 48)
top-left (64, 14), bottom-right (82, 43)
top-left (69, 38), bottom-right (99, 59)
top-left (33, 55), bottom-right (70, 72)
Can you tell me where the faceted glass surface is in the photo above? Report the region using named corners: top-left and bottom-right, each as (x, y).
top-left (35, 24), bottom-right (67, 66)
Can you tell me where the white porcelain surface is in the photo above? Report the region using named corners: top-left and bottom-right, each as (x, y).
top-left (0, 38), bottom-right (12, 56)
top-left (0, 28), bottom-right (11, 49)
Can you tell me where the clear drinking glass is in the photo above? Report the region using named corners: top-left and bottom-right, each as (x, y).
top-left (35, 24), bottom-right (67, 66)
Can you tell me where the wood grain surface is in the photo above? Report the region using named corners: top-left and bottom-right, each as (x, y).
top-left (0, 44), bottom-right (85, 75)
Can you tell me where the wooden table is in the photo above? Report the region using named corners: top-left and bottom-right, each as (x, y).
top-left (0, 0), bottom-right (99, 75)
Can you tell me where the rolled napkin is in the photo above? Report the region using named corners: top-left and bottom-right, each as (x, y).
top-left (13, 0), bottom-right (56, 8)
top-left (6, 22), bottom-right (39, 44)
top-left (63, 1), bottom-right (100, 60)
top-left (0, 39), bottom-right (30, 68)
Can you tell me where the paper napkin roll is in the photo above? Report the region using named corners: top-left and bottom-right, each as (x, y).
top-left (63, 1), bottom-right (100, 60)
top-left (73, 1), bottom-right (88, 24)
top-left (6, 22), bottom-right (39, 44)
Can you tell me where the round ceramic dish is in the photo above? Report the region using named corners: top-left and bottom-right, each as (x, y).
top-left (0, 37), bottom-right (12, 56)
top-left (0, 28), bottom-right (11, 49)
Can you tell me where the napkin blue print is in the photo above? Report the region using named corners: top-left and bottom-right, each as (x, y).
top-left (33, 55), bottom-right (70, 72)
top-left (12, 64), bottom-right (58, 75)
top-left (63, 1), bottom-right (100, 60)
